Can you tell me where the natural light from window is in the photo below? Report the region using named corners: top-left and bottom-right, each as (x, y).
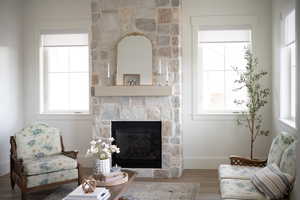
top-left (284, 9), bottom-right (296, 121)
top-left (40, 33), bottom-right (89, 114)
top-left (197, 29), bottom-right (251, 113)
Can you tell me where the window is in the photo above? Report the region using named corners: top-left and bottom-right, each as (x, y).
top-left (197, 29), bottom-right (252, 113)
top-left (281, 9), bottom-right (296, 122)
top-left (40, 33), bottom-right (90, 114)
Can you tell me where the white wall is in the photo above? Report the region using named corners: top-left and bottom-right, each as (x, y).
top-left (0, 0), bottom-right (24, 175)
top-left (182, 0), bottom-right (273, 169)
top-left (23, 0), bottom-right (93, 166)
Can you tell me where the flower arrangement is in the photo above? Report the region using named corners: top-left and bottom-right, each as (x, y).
top-left (86, 137), bottom-right (120, 160)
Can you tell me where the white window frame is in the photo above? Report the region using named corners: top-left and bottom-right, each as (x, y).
top-left (191, 16), bottom-right (257, 120)
top-left (39, 31), bottom-right (91, 115)
top-left (279, 9), bottom-right (297, 129)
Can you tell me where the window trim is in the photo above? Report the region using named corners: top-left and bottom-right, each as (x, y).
top-left (190, 16), bottom-right (258, 120)
top-left (39, 31), bottom-right (91, 115)
top-left (279, 9), bottom-right (296, 128)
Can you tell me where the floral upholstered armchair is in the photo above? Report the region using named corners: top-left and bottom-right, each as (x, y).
top-left (10, 123), bottom-right (81, 200)
top-left (218, 132), bottom-right (297, 200)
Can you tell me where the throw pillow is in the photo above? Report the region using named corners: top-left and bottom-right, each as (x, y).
top-left (251, 164), bottom-right (294, 200)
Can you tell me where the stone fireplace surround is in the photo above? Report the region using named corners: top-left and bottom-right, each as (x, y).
top-left (90, 0), bottom-right (182, 178)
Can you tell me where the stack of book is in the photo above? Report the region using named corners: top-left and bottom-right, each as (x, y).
top-left (99, 171), bottom-right (124, 185)
top-left (63, 185), bottom-right (110, 200)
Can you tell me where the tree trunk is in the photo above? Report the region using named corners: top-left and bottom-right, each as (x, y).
top-left (250, 114), bottom-right (255, 160)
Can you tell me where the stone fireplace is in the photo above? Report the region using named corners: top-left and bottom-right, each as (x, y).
top-left (90, 0), bottom-right (183, 178)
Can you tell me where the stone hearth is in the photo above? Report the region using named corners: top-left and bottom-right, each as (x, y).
top-left (90, 0), bottom-right (182, 178)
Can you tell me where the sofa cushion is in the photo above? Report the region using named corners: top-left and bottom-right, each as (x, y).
top-left (220, 179), bottom-right (267, 200)
top-left (279, 142), bottom-right (297, 179)
top-left (27, 168), bottom-right (78, 188)
top-left (219, 164), bottom-right (261, 180)
top-left (251, 164), bottom-right (294, 200)
top-left (267, 132), bottom-right (296, 166)
top-left (23, 154), bottom-right (77, 176)
top-left (15, 123), bottom-right (62, 159)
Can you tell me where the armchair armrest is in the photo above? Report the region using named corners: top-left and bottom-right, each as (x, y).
top-left (230, 155), bottom-right (267, 167)
top-left (62, 150), bottom-right (79, 159)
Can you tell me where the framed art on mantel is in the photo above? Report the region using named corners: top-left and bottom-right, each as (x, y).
top-left (123, 74), bottom-right (140, 86)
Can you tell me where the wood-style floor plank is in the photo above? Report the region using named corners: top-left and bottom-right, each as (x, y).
top-left (0, 169), bottom-right (221, 200)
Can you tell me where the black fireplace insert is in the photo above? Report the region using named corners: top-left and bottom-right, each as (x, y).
top-left (112, 121), bottom-right (162, 168)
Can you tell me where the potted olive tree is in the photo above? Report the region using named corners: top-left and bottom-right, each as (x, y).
top-left (233, 47), bottom-right (271, 160)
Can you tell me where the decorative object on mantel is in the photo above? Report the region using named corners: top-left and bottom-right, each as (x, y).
top-left (233, 47), bottom-right (271, 160)
top-left (81, 176), bottom-right (97, 193)
top-left (123, 74), bottom-right (140, 86)
top-left (86, 137), bottom-right (120, 176)
top-left (158, 57), bottom-right (169, 86)
top-left (116, 32), bottom-right (153, 86)
top-left (105, 62), bottom-right (111, 85)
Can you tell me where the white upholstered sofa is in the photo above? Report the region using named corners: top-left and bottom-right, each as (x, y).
top-left (218, 132), bottom-right (297, 200)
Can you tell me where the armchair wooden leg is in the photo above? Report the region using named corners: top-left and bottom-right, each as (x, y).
top-left (10, 176), bottom-right (15, 190)
top-left (77, 164), bottom-right (81, 186)
top-left (10, 172), bottom-right (15, 190)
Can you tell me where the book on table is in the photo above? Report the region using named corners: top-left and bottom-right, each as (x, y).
top-left (63, 185), bottom-right (110, 200)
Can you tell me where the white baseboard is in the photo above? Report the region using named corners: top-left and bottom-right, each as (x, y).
top-left (184, 156), bottom-right (229, 169)
top-left (0, 161), bottom-right (9, 176)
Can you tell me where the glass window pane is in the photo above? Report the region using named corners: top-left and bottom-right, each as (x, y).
top-left (203, 71), bottom-right (225, 110)
top-left (69, 73), bottom-right (89, 111)
top-left (46, 47), bottom-right (69, 72)
top-left (291, 43), bottom-right (296, 66)
top-left (225, 43), bottom-right (249, 70)
top-left (200, 43), bottom-right (224, 70)
top-left (291, 43), bottom-right (296, 119)
top-left (48, 73), bottom-right (69, 111)
top-left (69, 46), bottom-right (89, 72)
top-left (225, 71), bottom-right (247, 111)
top-left (291, 65), bottom-right (296, 119)
top-left (197, 29), bottom-right (251, 113)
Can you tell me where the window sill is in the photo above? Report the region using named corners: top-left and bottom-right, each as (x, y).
top-left (192, 113), bottom-right (243, 121)
top-left (37, 113), bottom-right (92, 121)
top-left (279, 118), bottom-right (296, 130)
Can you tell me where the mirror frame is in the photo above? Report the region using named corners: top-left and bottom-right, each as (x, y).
top-left (115, 32), bottom-right (154, 86)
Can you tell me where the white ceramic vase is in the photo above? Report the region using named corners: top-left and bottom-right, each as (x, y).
top-left (94, 159), bottom-right (111, 175)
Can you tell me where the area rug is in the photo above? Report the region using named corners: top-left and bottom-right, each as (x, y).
top-left (44, 182), bottom-right (200, 200)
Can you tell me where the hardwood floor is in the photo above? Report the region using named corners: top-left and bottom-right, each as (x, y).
top-left (0, 169), bottom-right (220, 200)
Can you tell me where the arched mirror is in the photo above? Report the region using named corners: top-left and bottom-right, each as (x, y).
top-left (116, 33), bottom-right (153, 86)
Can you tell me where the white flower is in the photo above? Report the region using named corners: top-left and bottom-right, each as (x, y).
top-left (100, 153), bottom-right (107, 160)
top-left (91, 146), bottom-right (99, 154)
top-left (90, 140), bottom-right (97, 145)
top-left (108, 137), bottom-right (115, 142)
top-left (85, 149), bottom-right (92, 157)
top-left (103, 148), bottom-right (109, 153)
top-left (97, 138), bottom-right (102, 143)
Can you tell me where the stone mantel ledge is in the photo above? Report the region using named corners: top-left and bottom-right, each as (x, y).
top-left (93, 86), bottom-right (173, 97)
